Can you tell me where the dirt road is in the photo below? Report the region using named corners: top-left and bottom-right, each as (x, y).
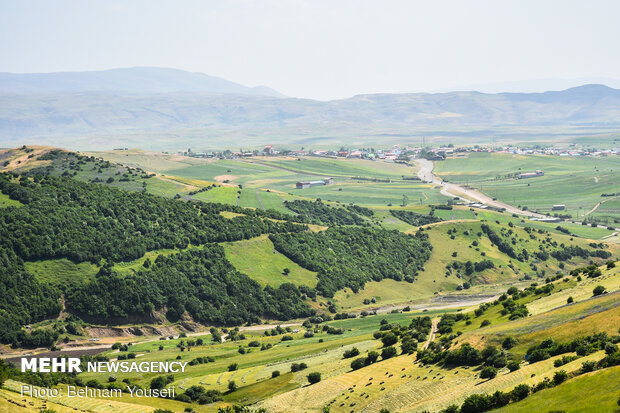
top-left (415, 158), bottom-right (546, 218)
top-left (422, 318), bottom-right (439, 350)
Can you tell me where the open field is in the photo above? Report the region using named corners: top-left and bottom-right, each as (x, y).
top-left (85, 150), bottom-right (620, 231)
top-left (0, 387), bottom-right (82, 413)
top-left (0, 192), bottom-right (22, 208)
top-left (222, 235), bottom-right (318, 287)
top-left (24, 259), bottom-right (99, 287)
top-left (88, 151), bottom-right (448, 207)
top-left (458, 290), bottom-right (620, 357)
top-left (496, 366), bottom-right (620, 413)
top-left (434, 152), bottom-right (620, 223)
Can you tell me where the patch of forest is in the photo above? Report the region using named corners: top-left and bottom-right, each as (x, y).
top-left (270, 227), bottom-right (432, 297)
top-left (67, 246), bottom-right (313, 327)
top-left (390, 209), bottom-right (443, 226)
top-left (284, 199), bottom-right (368, 226)
top-left (0, 173), bottom-right (309, 347)
top-left (0, 174), bottom-right (305, 263)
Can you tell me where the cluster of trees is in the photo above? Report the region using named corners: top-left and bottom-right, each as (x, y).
top-left (526, 333), bottom-right (617, 363)
top-left (390, 210), bottom-right (442, 226)
top-left (551, 245), bottom-right (611, 261)
top-left (188, 184), bottom-right (220, 196)
top-left (439, 383), bottom-right (531, 413)
top-left (283, 199), bottom-right (367, 225)
top-left (27, 150), bottom-right (155, 185)
top-left (448, 259), bottom-right (495, 277)
top-left (417, 342), bottom-right (509, 372)
top-left (436, 312), bottom-right (468, 334)
top-left (349, 316), bottom-right (433, 371)
top-left (374, 316), bottom-right (432, 354)
top-left (441, 342), bottom-right (619, 413)
top-left (270, 227), bottom-right (432, 296)
top-left (345, 204), bottom-right (374, 217)
top-left (173, 385), bottom-right (222, 404)
top-left (480, 224), bottom-right (517, 259)
top-left (460, 284), bottom-right (557, 324)
top-left (0, 174), bottom-right (306, 264)
top-left (0, 248), bottom-right (62, 346)
top-left (0, 173), bottom-right (315, 344)
top-left (349, 350), bottom-right (380, 370)
top-left (67, 246), bottom-right (313, 326)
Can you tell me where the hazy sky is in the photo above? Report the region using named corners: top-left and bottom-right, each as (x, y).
top-left (1, 0), bottom-right (619, 100)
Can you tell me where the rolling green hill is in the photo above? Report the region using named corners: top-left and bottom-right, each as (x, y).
top-left (0, 145), bottom-right (619, 413)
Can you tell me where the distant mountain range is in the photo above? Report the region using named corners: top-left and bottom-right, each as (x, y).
top-left (0, 68), bottom-right (619, 149)
top-left (0, 67), bottom-right (284, 97)
top-left (438, 77), bottom-right (620, 94)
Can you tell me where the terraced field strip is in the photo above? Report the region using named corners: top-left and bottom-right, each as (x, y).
top-left (3, 380), bottom-right (152, 413)
top-left (0, 388), bottom-right (76, 413)
top-left (496, 366), bottom-right (620, 412)
top-left (527, 266), bottom-right (619, 315)
top-left (370, 351), bottom-right (605, 413)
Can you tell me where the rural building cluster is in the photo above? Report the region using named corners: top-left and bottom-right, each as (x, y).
top-left (180, 143), bottom-right (620, 161)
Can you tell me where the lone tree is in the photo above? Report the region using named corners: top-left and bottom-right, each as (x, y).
top-left (593, 285), bottom-right (606, 296)
top-left (480, 366), bottom-right (497, 379)
top-left (228, 380), bottom-right (237, 392)
top-left (307, 372), bottom-right (321, 385)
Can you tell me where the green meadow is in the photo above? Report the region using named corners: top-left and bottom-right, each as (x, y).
top-left (0, 191), bottom-right (22, 208)
top-left (435, 152), bottom-right (620, 222)
top-left (496, 366), bottom-right (620, 413)
top-left (222, 235), bottom-right (318, 287)
top-left (25, 259), bottom-right (99, 287)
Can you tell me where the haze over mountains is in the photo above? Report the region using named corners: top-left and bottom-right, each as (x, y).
top-left (1, 67), bottom-right (619, 150)
top-left (0, 67), bottom-right (284, 97)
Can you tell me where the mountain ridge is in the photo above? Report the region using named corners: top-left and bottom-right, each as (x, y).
top-left (1, 76), bottom-right (619, 149)
top-left (0, 67), bottom-right (285, 97)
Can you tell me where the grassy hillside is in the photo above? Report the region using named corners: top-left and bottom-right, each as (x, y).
top-left (495, 366), bottom-right (620, 413)
top-left (222, 235), bottom-right (318, 287)
top-left (1, 146), bottom-right (619, 412)
top-left (457, 290), bottom-right (620, 357)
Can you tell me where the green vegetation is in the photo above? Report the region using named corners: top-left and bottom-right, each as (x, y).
top-left (389, 209), bottom-right (442, 226)
top-left (284, 199), bottom-right (367, 225)
top-left (270, 227), bottom-right (432, 296)
top-left (67, 246), bottom-right (313, 325)
top-left (435, 152), bottom-right (620, 223)
top-left (0, 191), bottom-right (22, 207)
top-left (25, 259), bottom-right (99, 287)
top-left (0, 173), bottom-right (309, 346)
top-left (496, 366), bottom-right (620, 413)
top-left (0, 147), bottom-right (618, 412)
top-left (222, 235), bottom-right (317, 287)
